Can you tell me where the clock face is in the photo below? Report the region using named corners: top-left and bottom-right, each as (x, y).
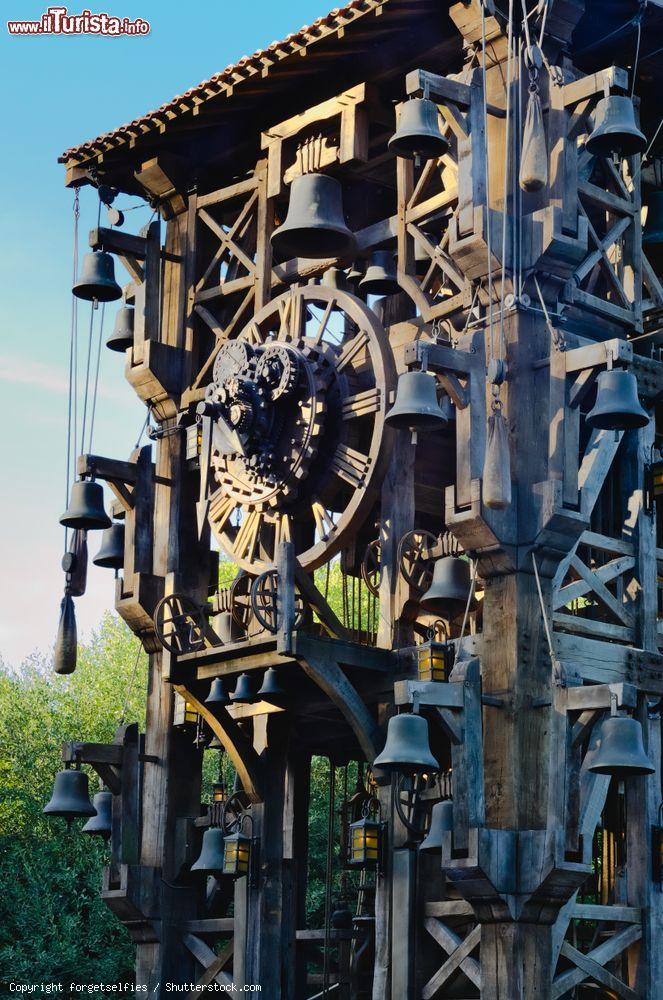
top-left (201, 285), bottom-right (396, 572)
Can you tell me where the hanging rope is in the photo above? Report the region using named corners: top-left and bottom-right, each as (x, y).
top-left (498, 0), bottom-right (515, 364)
top-left (480, 1), bottom-right (495, 364)
top-left (65, 191), bottom-right (81, 549)
top-left (79, 303), bottom-right (96, 460)
top-left (87, 302), bottom-right (106, 453)
top-left (458, 559), bottom-right (478, 654)
top-left (119, 641), bottom-right (144, 725)
top-left (322, 760), bottom-right (336, 997)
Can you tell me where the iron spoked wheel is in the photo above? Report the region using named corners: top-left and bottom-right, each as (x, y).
top-left (250, 569), bottom-right (306, 634)
top-left (154, 594), bottom-right (207, 655)
top-left (361, 538), bottom-right (382, 598)
top-left (397, 529), bottom-right (439, 593)
top-left (229, 573), bottom-right (253, 632)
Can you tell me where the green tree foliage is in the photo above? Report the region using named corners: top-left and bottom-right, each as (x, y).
top-left (0, 614), bottom-right (147, 985)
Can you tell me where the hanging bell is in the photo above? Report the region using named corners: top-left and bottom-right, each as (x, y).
top-left (586, 369), bottom-right (649, 431)
top-left (421, 556), bottom-right (473, 615)
top-left (256, 667), bottom-right (286, 702)
top-left (54, 593), bottom-right (77, 675)
top-left (385, 371), bottom-right (448, 430)
top-left (419, 800), bottom-right (453, 853)
top-left (191, 827), bottom-right (226, 875)
top-left (93, 522), bottom-right (125, 570)
top-left (230, 672), bottom-right (256, 704)
top-left (206, 677), bottom-right (229, 706)
top-left (82, 790), bottom-right (113, 839)
top-left (359, 251), bottom-right (400, 296)
top-left (106, 305), bottom-right (134, 352)
top-left (73, 251), bottom-right (122, 302)
top-left (271, 173), bottom-right (357, 260)
top-left (588, 716), bottom-right (654, 776)
top-left (60, 481), bottom-right (111, 531)
top-left (213, 611), bottom-right (244, 644)
top-left (321, 267), bottom-right (348, 291)
top-left (389, 98), bottom-right (449, 160)
top-left (586, 96), bottom-right (646, 158)
top-left (644, 192), bottom-right (663, 247)
top-left (43, 767), bottom-right (96, 819)
top-left (373, 713), bottom-right (438, 773)
top-left (347, 261), bottom-right (364, 285)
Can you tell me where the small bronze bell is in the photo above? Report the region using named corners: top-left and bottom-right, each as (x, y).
top-left (191, 827), bottom-right (226, 874)
top-left (213, 611), bottom-right (244, 643)
top-left (347, 261), bottom-right (364, 285)
top-left (93, 523), bottom-right (125, 570)
top-left (44, 767), bottom-right (96, 819)
top-left (586, 96), bottom-right (646, 158)
top-left (373, 713), bottom-right (438, 773)
top-left (205, 677), bottom-right (229, 706)
top-left (588, 716), bottom-right (654, 776)
top-left (385, 371), bottom-right (448, 430)
top-left (73, 251), bottom-right (122, 302)
top-left (82, 790), bottom-right (113, 839)
top-left (60, 481), bottom-right (111, 531)
top-left (419, 800), bottom-right (453, 853)
top-left (644, 192), bottom-right (663, 247)
top-left (321, 267), bottom-right (348, 291)
top-left (106, 305), bottom-right (134, 352)
top-left (586, 370), bottom-right (649, 431)
top-left (389, 98), bottom-right (449, 160)
top-left (420, 556), bottom-right (473, 615)
top-left (256, 667), bottom-right (286, 701)
top-left (230, 672), bottom-right (256, 704)
top-left (359, 251), bottom-right (400, 296)
top-left (54, 593), bottom-right (77, 675)
top-left (271, 173), bottom-right (357, 260)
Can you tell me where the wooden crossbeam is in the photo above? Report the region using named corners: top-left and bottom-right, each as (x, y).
top-left (422, 920), bottom-right (481, 997)
top-left (182, 933), bottom-right (233, 990)
top-left (554, 554), bottom-right (635, 610)
top-left (561, 553), bottom-right (635, 627)
top-left (557, 938), bottom-right (639, 1000)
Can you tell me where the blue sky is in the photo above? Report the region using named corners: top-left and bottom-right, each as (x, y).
top-left (0, 0), bottom-right (334, 665)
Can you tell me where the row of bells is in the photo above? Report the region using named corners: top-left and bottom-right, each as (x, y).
top-left (385, 367), bottom-right (649, 434)
top-left (373, 709), bottom-right (654, 779)
top-left (43, 768), bottom-right (112, 838)
top-left (205, 667), bottom-right (286, 708)
top-left (60, 481), bottom-right (125, 568)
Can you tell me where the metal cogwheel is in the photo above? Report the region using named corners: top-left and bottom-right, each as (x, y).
top-left (255, 343), bottom-right (300, 400)
top-left (213, 340), bottom-right (255, 384)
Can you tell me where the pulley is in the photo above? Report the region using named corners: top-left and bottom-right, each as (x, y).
top-left (72, 251), bottom-right (122, 302)
top-left (43, 767), bottom-right (96, 820)
top-left (359, 251), bottom-right (400, 296)
top-left (420, 556), bottom-right (473, 615)
top-left (256, 667), bottom-right (286, 701)
top-left (106, 305), bottom-right (134, 352)
top-left (419, 800), bottom-right (453, 853)
top-left (54, 593), bottom-right (77, 675)
top-left (385, 371), bottom-right (448, 430)
top-left (586, 96), bottom-right (646, 158)
top-left (588, 716), bottom-right (654, 776)
top-left (271, 173), bottom-right (357, 260)
top-left (373, 713), bottom-right (438, 773)
top-left (60, 481), bottom-right (111, 531)
top-left (389, 98), bottom-right (449, 160)
top-left (644, 192), bottom-right (663, 247)
top-left (82, 790), bottom-right (113, 839)
top-left (93, 523), bottom-right (125, 570)
top-left (191, 827), bottom-right (226, 875)
top-left (586, 369), bottom-right (649, 431)
top-left (205, 677), bottom-right (229, 706)
top-left (230, 672), bottom-right (256, 704)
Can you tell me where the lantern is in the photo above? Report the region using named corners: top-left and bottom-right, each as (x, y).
top-left (348, 800), bottom-right (383, 869)
top-left (212, 782), bottom-right (228, 804)
top-left (223, 828), bottom-right (252, 877)
top-left (415, 622), bottom-right (453, 683)
top-left (173, 691), bottom-right (198, 728)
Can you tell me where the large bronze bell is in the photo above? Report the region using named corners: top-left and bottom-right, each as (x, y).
top-left (389, 98), bottom-right (449, 160)
top-left (373, 713), bottom-right (438, 773)
top-left (205, 677), bottom-right (229, 706)
top-left (82, 790), bottom-right (113, 839)
top-left (191, 827), bottom-right (226, 874)
top-left (586, 96), bottom-right (646, 158)
top-left (43, 767), bottom-right (96, 819)
top-left (421, 556), bottom-right (473, 615)
top-left (230, 672), bottom-right (256, 704)
top-left (644, 192), bottom-right (663, 247)
top-left (93, 522), bottom-right (125, 570)
top-left (106, 305), bottom-right (134, 352)
top-left (588, 716), bottom-right (654, 776)
top-left (359, 251), bottom-right (400, 296)
top-left (271, 173), bottom-right (357, 260)
top-left (73, 251), bottom-right (122, 302)
top-left (256, 667), bottom-right (286, 701)
top-left (385, 371), bottom-right (448, 430)
top-left (60, 481), bottom-right (111, 531)
top-left (54, 593), bottom-right (77, 675)
top-left (586, 370), bottom-right (649, 430)
top-left (419, 800), bottom-right (453, 853)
